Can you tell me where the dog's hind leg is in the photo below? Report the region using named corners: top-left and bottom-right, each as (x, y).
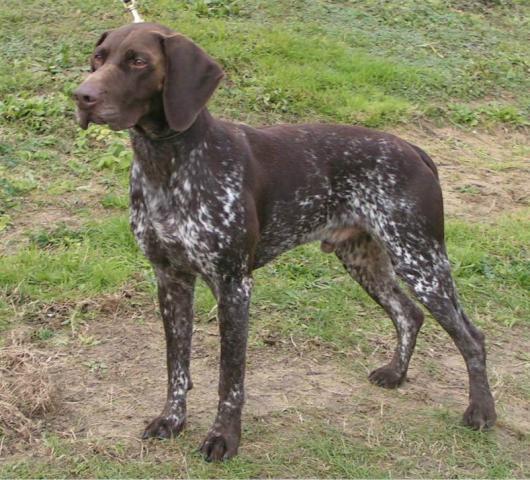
top-left (382, 233), bottom-right (496, 430)
top-left (334, 233), bottom-right (424, 388)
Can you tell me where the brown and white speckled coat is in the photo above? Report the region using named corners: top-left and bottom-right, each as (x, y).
top-left (74, 22), bottom-right (496, 461)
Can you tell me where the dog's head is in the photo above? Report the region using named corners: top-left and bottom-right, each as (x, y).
top-left (74, 23), bottom-right (224, 132)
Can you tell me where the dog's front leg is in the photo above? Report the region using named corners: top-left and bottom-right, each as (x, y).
top-left (142, 268), bottom-right (196, 440)
top-left (200, 275), bottom-right (252, 462)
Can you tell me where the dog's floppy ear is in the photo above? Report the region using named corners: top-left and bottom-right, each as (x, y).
top-left (95, 31), bottom-right (110, 47)
top-left (90, 31), bottom-right (111, 72)
top-left (161, 34), bottom-right (224, 132)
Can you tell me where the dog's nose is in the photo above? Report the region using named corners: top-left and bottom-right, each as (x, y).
top-left (73, 84), bottom-right (101, 108)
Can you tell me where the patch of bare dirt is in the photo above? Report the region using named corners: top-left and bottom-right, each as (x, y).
top-left (0, 335), bottom-right (61, 455)
top-left (1, 294), bottom-right (528, 459)
top-left (0, 205), bottom-right (73, 254)
top-left (41, 313), bottom-right (358, 444)
top-left (395, 124), bottom-right (529, 221)
top-left (400, 325), bottom-right (530, 438)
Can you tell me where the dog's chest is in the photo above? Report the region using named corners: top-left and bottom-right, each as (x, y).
top-left (130, 156), bottom-right (244, 275)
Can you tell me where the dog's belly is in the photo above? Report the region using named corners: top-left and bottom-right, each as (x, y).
top-left (251, 164), bottom-right (395, 268)
top-left (253, 192), bottom-right (333, 267)
top-left (253, 212), bottom-right (364, 268)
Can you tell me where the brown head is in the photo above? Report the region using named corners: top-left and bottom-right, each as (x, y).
top-left (74, 23), bottom-right (224, 133)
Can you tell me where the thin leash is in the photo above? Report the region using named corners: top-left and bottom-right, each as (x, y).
top-left (120, 0), bottom-right (144, 23)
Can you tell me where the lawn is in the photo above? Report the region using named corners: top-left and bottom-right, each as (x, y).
top-left (0, 0), bottom-right (529, 478)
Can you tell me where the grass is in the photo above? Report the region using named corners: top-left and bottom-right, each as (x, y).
top-left (0, 218), bottom-right (148, 304)
top-left (0, 0), bottom-right (529, 477)
top-left (1, 0), bottom-right (528, 128)
top-left (1, 406), bottom-right (527, 478)
top-left (445, 216), bottom-right (530, 328)
top-left (1, 210), bottom-right (528, 341)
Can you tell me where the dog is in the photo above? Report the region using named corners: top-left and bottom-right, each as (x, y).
top-left (74, 22), bottom-right (496, 461)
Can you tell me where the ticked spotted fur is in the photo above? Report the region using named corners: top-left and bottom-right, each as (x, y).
top-left (74, 22), bottom-right (497, 462)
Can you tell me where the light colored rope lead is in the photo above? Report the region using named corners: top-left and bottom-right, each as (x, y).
top-left (121, 0), bottom-right (144, 23)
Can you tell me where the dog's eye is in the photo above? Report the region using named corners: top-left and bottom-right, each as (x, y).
top-left (131, 58), bottom-right (147, 67)
top-left (91, 52), bottom-right (104, 72)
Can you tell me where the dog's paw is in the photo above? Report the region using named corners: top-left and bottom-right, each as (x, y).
top-left (463, 399), bottom-right (497, 430)
top-left (199, 427), bottom-right (240, 462)
top-left (142, 414), bottom-right (185, 440)
top-left (368, 365), bottom-right (405, 389)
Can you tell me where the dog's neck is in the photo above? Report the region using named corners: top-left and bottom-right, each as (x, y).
top-left (130, 108), bottom-right (215, 182)
top-left (132, 107), bottom-right (214, 145)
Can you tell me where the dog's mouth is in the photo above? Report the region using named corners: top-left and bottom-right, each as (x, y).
top-left (76, 108), bottom-right (133, 131)
top-left (76, 108), bottom-right (91, 130)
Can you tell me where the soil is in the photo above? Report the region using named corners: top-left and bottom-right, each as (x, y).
top-left (397, 124), bottom-right (529, 221)
top-left (1, 290), bottom-right (528, 459)
top-left (1, 124), bottom-right (529, 463)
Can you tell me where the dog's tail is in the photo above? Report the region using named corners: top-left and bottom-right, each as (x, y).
top-left (407, 142), bottom-right (439, 180)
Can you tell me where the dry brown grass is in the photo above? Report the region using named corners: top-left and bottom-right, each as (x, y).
top-left (0, 332), bottom-right (60, 453)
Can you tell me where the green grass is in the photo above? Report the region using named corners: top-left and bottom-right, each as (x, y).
top-left (0, 218), bottom-right (150, 335)
top-left (1, 0), bottom-right (529, 477)
top-left (1, 406), bottom-right (527, 478)
top-left (446, 215), bottom-right (530, 328)
top-left (0, 218), bottom-right (149, 304)
top-left (1, 209), bottom-right (528, 338)
top-left (1, 0), bottom-right (528, 129)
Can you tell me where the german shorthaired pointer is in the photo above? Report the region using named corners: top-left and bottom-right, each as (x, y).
top-left (74, 22), bottom-right (496, 461)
